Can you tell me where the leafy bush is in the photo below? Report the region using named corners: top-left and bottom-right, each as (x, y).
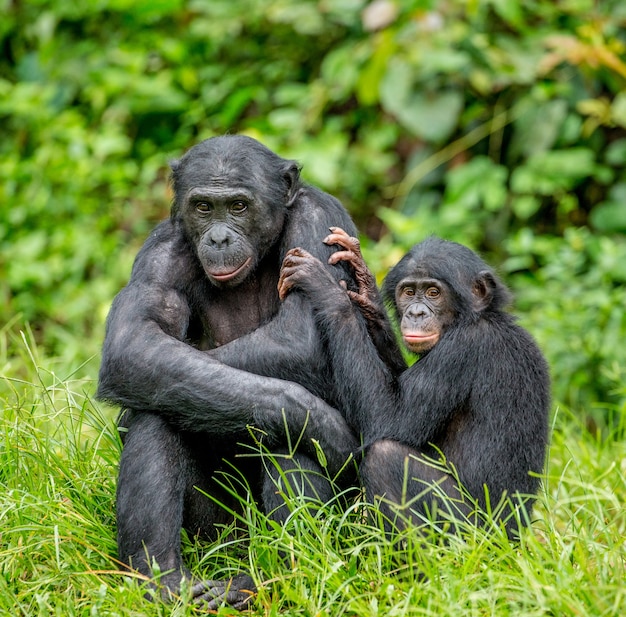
top-left (1, 0), bottom-right (625, 416)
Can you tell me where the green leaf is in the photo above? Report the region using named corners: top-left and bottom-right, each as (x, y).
top-left (511, 99), bottom-right (568, 157)
top-left (491, 0), bottom-right (525, 29)
top-left (444, 156), bottom-right (508, 213)
top-left (381, 60), bottom-right (463, 141)
top-left (611, 91), bottom-right (626, 129)
top-left (512, 195), bottom-right (541, 219)
top-left (511, 148), bottom-right (596, 195)
top-left (605, 139), bottom-right (626, 166)
top-left (357, 31), bottom-right (396, 106)
top-left (590, 184), bottom-right (626, 233)
top-left (590, 201), bottom-right (626, 233)
top-left (109, 0), bottom-right (184, 19)
top-left (311, 439), bottom-right (328, 469)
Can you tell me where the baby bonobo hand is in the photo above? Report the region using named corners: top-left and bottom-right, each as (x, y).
top-left (323, 227), bottom-right (385, 323)
top-left (280, 229), bottom-right (406, 377)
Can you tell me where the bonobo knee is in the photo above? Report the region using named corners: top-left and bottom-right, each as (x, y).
top-left (262, 452), bottom-right (335, 524)
top-left (360, 439), bottom-right (410, 500)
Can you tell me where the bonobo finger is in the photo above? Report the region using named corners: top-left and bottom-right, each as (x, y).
top-left (328, 249), bottom-right (357, 265)
top-left (284, 246), bottom-right (313, 260)
top-left (277, 269), bottom-right (295, 300)
top-left (278, 263), bottom-right (307, 300)
top-left (324, 228), bottom-right (360, 253)
top-left (324, 232), bottom-right (352, 248)
top-left (346, 289), bottom-right (374, 312)
top-left (327, 226), bottom-right (351, 238)
top-left (196, 587), bottom-right (256, 611)
top-left (281, 247), bottom-right (305, 268)
top-left (325, 228), bottom-right (353, 240)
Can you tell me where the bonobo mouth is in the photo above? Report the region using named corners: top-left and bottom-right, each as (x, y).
top-left (207, 258), bottom-right (252, 282)
top-left (403, 331), bottom-right (439, 352)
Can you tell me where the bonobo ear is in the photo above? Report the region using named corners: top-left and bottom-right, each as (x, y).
top-left (472, 270), bottom-right (497, 312)
top-left (283, 161), bottom-right (302, 208)
top-left (168, 159), bottom-right (182, 219)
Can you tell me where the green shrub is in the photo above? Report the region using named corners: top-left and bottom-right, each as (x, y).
top-left (1, 0), bottom-right (625, 417)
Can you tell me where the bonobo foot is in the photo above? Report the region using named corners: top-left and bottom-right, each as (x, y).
top-left (191, 572), bottom-right (257, 611)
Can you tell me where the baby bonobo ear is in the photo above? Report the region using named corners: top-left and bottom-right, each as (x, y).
top-left (472, 270), bottom-right (497, 312)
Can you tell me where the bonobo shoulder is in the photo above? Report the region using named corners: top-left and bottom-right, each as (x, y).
top-left (295, 185), bottom-right (357, 235)
top-left (282, 184), bottom-right (357, 257)
top-left (128, 220), bottom-right (201, 289)
top-left (462, 314), bottom-right (548, 372)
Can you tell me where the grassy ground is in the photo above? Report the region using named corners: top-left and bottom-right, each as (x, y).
top-left (1, 329), bottom-right (625, 617)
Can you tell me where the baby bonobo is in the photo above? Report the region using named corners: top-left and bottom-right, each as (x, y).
top-left (278, 228), bottom-right (550, 536)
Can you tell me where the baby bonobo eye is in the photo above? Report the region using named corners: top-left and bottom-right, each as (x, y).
top-left (425, 286), bottom-right (440, 299)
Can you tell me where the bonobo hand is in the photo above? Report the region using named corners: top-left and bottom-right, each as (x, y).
top-left (323, 227), bottom-right (385, 323)
top-left (255, 382), bottom-right (359, 476)
top-left (278, 247), bottom-right (354, 322)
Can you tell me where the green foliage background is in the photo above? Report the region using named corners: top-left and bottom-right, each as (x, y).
top-left (2, 0), bottom-right (626, 418)
top-left (1, 1), bottom-right (626, 615)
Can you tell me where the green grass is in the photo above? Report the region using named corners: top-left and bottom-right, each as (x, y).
top-left (1, 329), bottom-right (625, 617)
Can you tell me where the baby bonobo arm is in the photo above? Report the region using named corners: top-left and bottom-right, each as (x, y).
top-left (324, 227), bottom-right (384, 324)
top-left (324, 227), bottom-right (405, 375)
top-left (278, 229), bottom-right (405, 376)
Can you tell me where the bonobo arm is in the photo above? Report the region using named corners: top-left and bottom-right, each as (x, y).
top-left (323, 227), bottom-right (405, 376)
top-left (278, 247), bottom-right (398, 435)
top-left (278, 248), bottom-right (475, 445)
top-left (381, 331), bottom-right (477, 448)
top-left (206, 187), bottom-right (360, 387)
top-left (97, 222), bottom-right (357, 473)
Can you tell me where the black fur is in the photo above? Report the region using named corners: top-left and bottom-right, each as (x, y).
top-left (97, 136), bottom-right (360, 607)
top-left (279, 236), bottom-right (551, 536)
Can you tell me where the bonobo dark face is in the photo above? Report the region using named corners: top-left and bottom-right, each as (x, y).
top-left (170, 136), bottom-right (300, 287)
top-left (180, 179), bottom-right (271, 287)
top-left (394, 275), bottom-right (455, 354)
top-left (383, 237), bottom-right (512, 355)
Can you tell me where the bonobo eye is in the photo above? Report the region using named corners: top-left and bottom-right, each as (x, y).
top-left (425, 287), bottom-right (440, 299)
top-left (230, 201), bottom-right (248, 214)
top-left (402, 287), bottom-right (415, 297)
top-left (195, 202), bottom-right (212, 213)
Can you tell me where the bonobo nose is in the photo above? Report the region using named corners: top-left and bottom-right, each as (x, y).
top-left (408, 303), bottom-right (428, 318)
top-left (208, 225), bottom-right (233, 249)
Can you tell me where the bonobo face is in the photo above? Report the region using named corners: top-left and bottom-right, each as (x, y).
top-left (173, 138), bottom-right (297, 288)
top-left (180, 182), bottom-right (280, 287)
top-left (395, 276), bottom-right (455, 354)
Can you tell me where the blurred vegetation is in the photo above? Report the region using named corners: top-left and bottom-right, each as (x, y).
top-left (1, 0), bottom-right (626, 426)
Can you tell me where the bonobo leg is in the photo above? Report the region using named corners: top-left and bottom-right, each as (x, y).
top-left (261, 448), bottom-right (337, 524)
top-left (117, 412), bottom-right (191, 595)
top-left (194, 451), bottom-right (340, 608)
top-left (116, 412), bottom-right (256, 610)
top-left (360, 439), bottom-right (475, 534)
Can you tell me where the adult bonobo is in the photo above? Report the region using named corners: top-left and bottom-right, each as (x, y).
top-left (279, 229), bottom-right (550, 536)
top-left (97, 137), bottom-right (361, 609)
